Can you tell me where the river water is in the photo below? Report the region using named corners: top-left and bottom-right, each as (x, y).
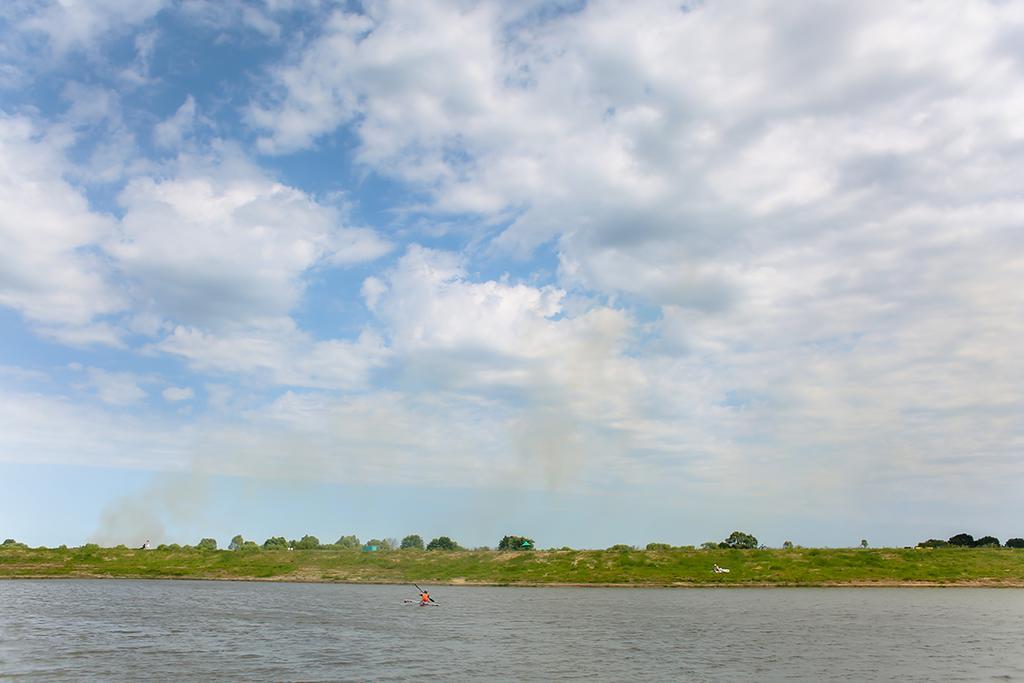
top-left (1, 580), bottom-right (1022, 681)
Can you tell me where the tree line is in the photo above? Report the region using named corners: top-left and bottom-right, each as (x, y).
top-left (917, 533), bottom-right (1024, 548)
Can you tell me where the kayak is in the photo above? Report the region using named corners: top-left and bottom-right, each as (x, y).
top-left (403, 599), bottom-right (439, 607)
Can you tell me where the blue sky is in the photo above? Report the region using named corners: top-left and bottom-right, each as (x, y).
top-left (2, 0), bottom-right (1023, 549)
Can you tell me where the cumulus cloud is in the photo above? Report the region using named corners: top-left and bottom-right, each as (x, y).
top-left (0, 115), bottom-right (125, 331)
top-left (113, 145), bottom-right (392, 329)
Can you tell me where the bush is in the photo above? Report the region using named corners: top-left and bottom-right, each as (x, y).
top-left (917, 539), bottom-right (948, 548)
top-left (700, 542), bottom-right (718, 550)
top-left (229, 534), bottom-right (245, 551)
top-left (974, 536), bottom-right (1000, 547)
top-left (498, 535), bottom-right (535, 551)
top-left (947, 533), bottom-right (974, 547)
top-left (645, 542), bottom-right (671, 551)
top-left (400, 534), bottom-right (424, 550)
top-left (426, 536), bottom-right (459, 551)
top-left (1006, 538), bottom-right (1024, 548)
top-left (607, 544), bottom-right (635, 552)
top-left (365, 538), bottom-right (391, 550)
top-left (292, 535), bottom-right (321, 550)
top-left (263, 536), bottom-right (288, 550)
top-left (720, 531), bottom-right (758, 549)
top-left (335, 535), bottom-right (361, 549)
top-left (196, 538), bottom-right (217, 550)
top-left (782, 541), bottom-right (794, 549)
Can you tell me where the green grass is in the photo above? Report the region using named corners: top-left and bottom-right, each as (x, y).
top-left (2, 546), bottom-right (1023, 586)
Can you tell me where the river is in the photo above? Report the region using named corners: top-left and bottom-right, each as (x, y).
top-left (1, 580), bottom-right (1022, 681)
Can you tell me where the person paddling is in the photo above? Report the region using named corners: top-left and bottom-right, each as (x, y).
top-left (420, 589), bottom-right (431, 605)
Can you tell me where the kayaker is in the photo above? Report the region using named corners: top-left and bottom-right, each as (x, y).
top-left (420, 590), bottom-right (431, 604)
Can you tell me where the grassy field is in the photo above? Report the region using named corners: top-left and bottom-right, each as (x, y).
top-left (2, 546), bottom-right (1023, 586)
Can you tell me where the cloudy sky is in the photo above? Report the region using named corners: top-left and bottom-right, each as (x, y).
top-left (2, 0), bottom-right (1022, 549)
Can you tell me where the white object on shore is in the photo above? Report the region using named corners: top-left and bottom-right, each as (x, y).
top-left (713, 564), bottom-right (730, 573)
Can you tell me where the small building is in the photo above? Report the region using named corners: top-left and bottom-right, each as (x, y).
top-left (362, 544), bottom-right (379, 552)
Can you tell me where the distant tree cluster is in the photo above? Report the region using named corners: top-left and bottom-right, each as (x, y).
top-left (400, 535), bottom-right (424, 550)
top-left (917, 533), bottom-right (1023, 548)
top-left (426, 536), bottom-right (460, 551)
top-left (497, 535), bottom-right (535, 551)
top-left (135, 532), bottom-right (471, 552)
top-left (719, 531), bottom-right (759, 549)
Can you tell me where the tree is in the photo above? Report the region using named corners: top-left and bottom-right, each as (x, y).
top-left (365, 538), bottom-right (391, 550)
top-left (860, 539), bottom-right (868, 548)
top-left (241, 541), bottom-right (259, 550)
top-left (782, 541), bottom-right (794, 549)
top-left (263, 536), bottom-right (288, 550)
top-left (335, 535), bottom-right (361, 549)
top-left (196, 538), bottom-right (217, 550)
top-left (498, 535), bottom-right (535, 551)
top-left (1005, 538), bottom-right (1024, 548)
top-left (400, 534), bottom-right (424, 550)
top-left (719, 531), bottom-right (758, 549)
top-left (700, 541), bottom-right (718, 550)
top-left (293, 535), bottom-right (320, 550)
top-left (917, 539), bottom-right (948, 548)
top-left (645, 542), bottom-right (671, 551)
top-left (426, 536), bottom-right (459, 551)
top-left (229, 534), bottom-right (245, 551)
top-left (974, 536), bottom-right (1000, 547)
top-left (948, 533), bottom-right (974, 547)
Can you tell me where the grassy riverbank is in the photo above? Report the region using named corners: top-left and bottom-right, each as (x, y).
top-left (2, 546), bottom-right (1023, 586)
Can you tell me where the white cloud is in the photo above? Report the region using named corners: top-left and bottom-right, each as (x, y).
top-left (0, 115), bottom-right (125, 331)
top-left (86, 368), bottom-right (147, 405)
top-left (18, 0), bottom-right (168, 57)
top-left (153, 95), bottom-right (197, 149)
top-left (162, 386), bottom-right (194, 402)
top-left (155, 318), bottom-right (388, 390)
top-left (113, 145), bottom-right (392, 329)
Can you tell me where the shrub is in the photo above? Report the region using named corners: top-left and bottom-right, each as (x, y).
top-left (292, 535), bottom-right (321, 550)
top-left (400, 535), bottom-right (424, 550)
top-left (645, 542), bottom-right (671, 551)
top-left (498, 535), bottom-right (535, 551)
top-left (700, 542), bottom-right (718, 550)
top-left (720, 531), bottom-right (758, 549)
top-left (917, 539), bottom-right (948, 548)
top-left (607, 544), bottom-right (635, 552)
top-left (335, 535), bottom-right (361, 549)
top-left (426, 536), bottom-right (459, 551)
top-left (196, 538), bottom-right (217, 551)
top-left (947, 533), bottom-right (974, 547)
top-left (974, 536), bottom-right (1000, 547)
top-left (263, 536), bottom-right (288, 550)
top-left (782, 541), bottom-right (794, 549)
top-left (1005, 538), bottom-right (1024, 549)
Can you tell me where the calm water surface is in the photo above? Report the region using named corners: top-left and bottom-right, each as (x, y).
top-left (1, 580), bottom-right (1022, 681)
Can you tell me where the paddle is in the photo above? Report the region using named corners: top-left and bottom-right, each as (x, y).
top-left (413, 583), bottom-right (437, 603)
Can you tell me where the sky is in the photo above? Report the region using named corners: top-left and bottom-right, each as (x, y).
top-left (1, 0), bottom-right (1022, 550)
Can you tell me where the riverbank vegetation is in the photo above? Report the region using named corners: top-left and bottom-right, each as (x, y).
top-left (2, 544), bottom-right (1022, 586)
